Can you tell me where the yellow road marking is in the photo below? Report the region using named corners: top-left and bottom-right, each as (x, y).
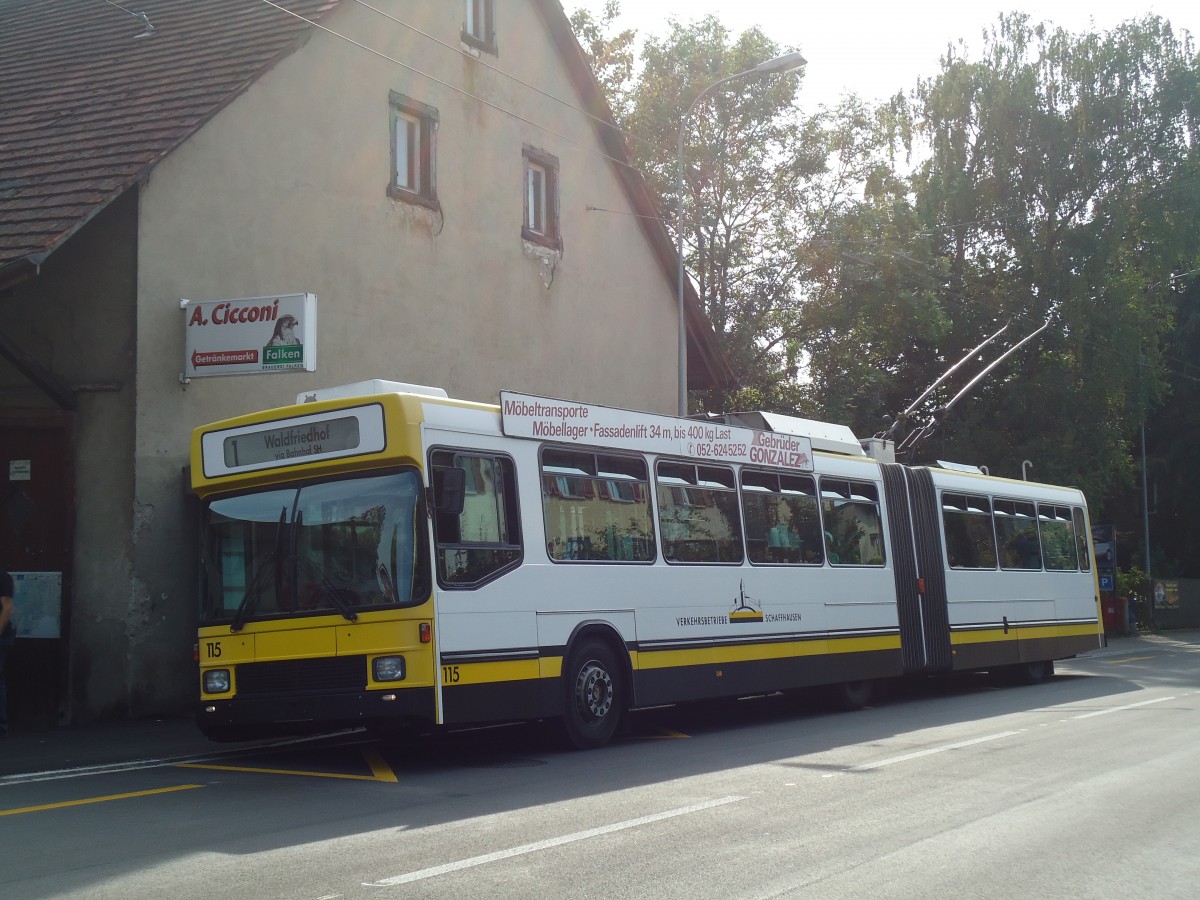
top-left (0, 783), bottom-right (202, 817)
top-left (629, 728), bottom-right (690, 741)
top-left (178, 762), bottom-right (379, 781)
top-left (362, 745), bottom-right (399, 783)
top-left (1104, 656), bottom-right (1155, 664)
top-left (179, 744), bottom-right (399, 782)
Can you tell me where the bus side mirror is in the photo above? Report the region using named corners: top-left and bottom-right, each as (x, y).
top-left (431, 466), bottom-right (466, 517)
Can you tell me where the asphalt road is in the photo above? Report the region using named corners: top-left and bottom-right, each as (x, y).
top-left (2, 632), bottom-right (1197, 899)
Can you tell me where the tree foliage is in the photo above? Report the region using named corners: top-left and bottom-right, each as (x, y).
top-left (570, 6), bottom-right (1200, 563)
top-left (567, 1), bottom-right (636, 119)
top-left (883, 15), bottom-right (1192, 500)
top-left (571, 7), bottom-right (826, 414)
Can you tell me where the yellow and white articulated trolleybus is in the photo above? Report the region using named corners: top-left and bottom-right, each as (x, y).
top-left (190, 380), bottom-right (1102, 748)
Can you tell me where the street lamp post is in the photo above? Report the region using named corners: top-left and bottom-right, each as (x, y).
top-left (675, 50), bottom-right (807, 417)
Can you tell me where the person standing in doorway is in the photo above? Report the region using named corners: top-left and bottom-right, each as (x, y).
top-left (0, 570), bottom-right (14, 737)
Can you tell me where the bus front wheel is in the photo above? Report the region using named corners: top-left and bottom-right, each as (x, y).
top-left (562, 639), bottom-right (623, 750)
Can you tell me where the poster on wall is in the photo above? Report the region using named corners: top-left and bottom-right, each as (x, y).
top-left (1152, 580), bottom-right (1179, 610)
top-left (181, 292), bottom-right (317, 379)
top-left (11, 571), bottom-right (62, 639)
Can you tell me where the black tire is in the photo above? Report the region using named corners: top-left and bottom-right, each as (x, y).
top-left (1007, 659), bottom-right (1055, 685)
top-left (561, 639), bottom-right (624, 750)
top-left (825, 679), bottom-right (875, 711)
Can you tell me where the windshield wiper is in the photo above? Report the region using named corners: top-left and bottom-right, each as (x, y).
top-left (229, 507), bottom-right (287, 633)
top-left (229, 549), bottom-right (275, 633)
top-left (300, 557), bottom-right (359, 623)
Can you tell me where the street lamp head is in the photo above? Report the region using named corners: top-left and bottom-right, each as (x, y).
top-left (755, 50), bottom-right (808, 74)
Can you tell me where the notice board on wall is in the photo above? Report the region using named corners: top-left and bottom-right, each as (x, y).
top-left (11, 571), bottom-right (62, 639)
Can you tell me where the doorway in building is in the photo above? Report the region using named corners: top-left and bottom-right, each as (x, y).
top-left (0, 410), bottom-right (73, 729)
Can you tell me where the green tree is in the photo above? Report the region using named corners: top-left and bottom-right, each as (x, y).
top-left (574, 10), bottom-right (826, 413)
top-left (570, 8), bottom-right (1200, 537)
top-left (812, 14), bottom-right (1196, 506)
top-left (567, 2), bottom-right (636, 120)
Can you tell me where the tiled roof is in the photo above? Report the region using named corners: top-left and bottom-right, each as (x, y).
top-left (0, 0), bottom-right (342, 282)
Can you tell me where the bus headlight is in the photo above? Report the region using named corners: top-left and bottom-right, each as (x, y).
top-left (204, 669), bottom-right (232, 694)
top-left (372, 656), bottom-right (406, 682)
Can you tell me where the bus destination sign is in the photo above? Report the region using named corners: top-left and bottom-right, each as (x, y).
top-left (499, 391), bottom-right (812, 471)
top-left (200, 404), bottom-right (387, 478)
top-left (224, 415), bottom-right (360, 467)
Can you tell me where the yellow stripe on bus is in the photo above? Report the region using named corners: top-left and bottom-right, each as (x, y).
top-left (636, 633), bottom-right (899, 670)
top-left (444, 634), bottom-right (899, 686)
top-left (442, 658), bottom-right (543, 686)
top-left (950, 622), bottom-right (1098, 645)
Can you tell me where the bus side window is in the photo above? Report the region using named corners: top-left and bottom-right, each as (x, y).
top-left (541, 448), bottom-right (655, 563)
top-left (740, 469), bottom-right (823, 565)
top-left (942, 493), bottom-right (997, 569)
top-left (1038, 503), bottom-right (1079, 571)
top-left (430, 449), bottom-right (522, 587)
top-left (431, 466), bottom-right (462, 544)
top-left (820, 478), bottom-right (885, 566)
top-left (656, 461), bottom-right (743, 564)
top-left (995, 499), bottom-right (1041, 570)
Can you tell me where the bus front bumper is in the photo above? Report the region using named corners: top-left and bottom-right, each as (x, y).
top-left (197, 686), bottom-right (436, 740)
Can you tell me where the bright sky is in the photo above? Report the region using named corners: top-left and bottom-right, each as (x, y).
top-left (569, 1), bottom-right (1198, 110)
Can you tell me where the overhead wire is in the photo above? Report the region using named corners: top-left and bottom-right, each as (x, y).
top-left (830, 236), bottom-right (1200, 385)
top-left (99, 0), bottom-right (142, 18)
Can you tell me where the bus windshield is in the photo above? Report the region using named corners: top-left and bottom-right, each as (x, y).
top-left (199, 470), bottom-right (429, 624)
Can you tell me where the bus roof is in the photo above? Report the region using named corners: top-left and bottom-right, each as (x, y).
top-left (297, 380), bottom-right (447, 403)
top-left (713, 411), bottom-right (865, 457)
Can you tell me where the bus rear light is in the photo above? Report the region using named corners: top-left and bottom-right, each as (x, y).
top-left (381, 694), bottom-right (398, 702)
top-left (419, 623), bottom-right (431, 643)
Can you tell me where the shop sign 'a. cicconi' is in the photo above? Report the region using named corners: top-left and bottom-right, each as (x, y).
top-left (181, 293), bottom-right (317, 379)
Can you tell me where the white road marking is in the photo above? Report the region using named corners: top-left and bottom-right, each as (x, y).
top-left (823, 731), bottom-right (1021, 777)
top-left (1070, 696), bottom-right (1176, 719)
top-left (0, 732), bottom-right (365, 785)
top-left (363, 795), bottom-right (746, 887)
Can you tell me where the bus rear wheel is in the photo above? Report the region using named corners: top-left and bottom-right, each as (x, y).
top-left (562, 639), bottom-right (623, 750)
top-left (825, 679), bottom-right (875, 711)
top-left (1007, 659), bottom-right (1055, 685)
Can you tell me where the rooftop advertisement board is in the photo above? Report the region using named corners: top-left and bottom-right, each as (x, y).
top-left (499, 391), bottom-right (812, 471)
